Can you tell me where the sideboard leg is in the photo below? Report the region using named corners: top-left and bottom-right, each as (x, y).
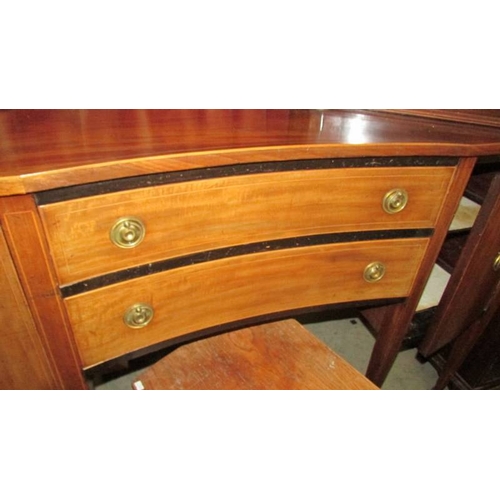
top-left (365, 302), bottom-right (415, 386)
top-left (366, 157), bottom-right (477, 387)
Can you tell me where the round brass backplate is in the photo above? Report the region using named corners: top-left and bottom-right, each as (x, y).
top-left (110, 217), bottom-right (145, 249)
top-left (383, 188), bottom-right (408, 214)
top-left (123, 303), bottom-right (154, 329)
top-left (364, 262), bottom-right (386, 283)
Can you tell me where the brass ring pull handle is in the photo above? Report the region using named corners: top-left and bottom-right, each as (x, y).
top-left (364, 262), bottom-right (386, 283)
top-left (110, 217), bottom-right (146, 248)
top-left (383, 188), bottom-right (408, 214)
top-left (123, 303), bottom-right (154, 329)
top-left (494, 253), bottom-right (500, 272)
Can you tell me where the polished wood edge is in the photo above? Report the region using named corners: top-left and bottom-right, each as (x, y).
top-left (0, 177), bottom-right (26, 196)
top-left (378, 110), bottom-right (500, 128)
top-left (60, 229), bottom-right (434, 297)
top-left (82, 298), bottom-right (404, 378)
top-left (365, 157), bottom-right (478, 386)
top-left (0, 195), bottom-right (87, 389)
top-left (34, 156), bottom-right (458, 204)
top-left (1, 145), bottom-right (483, 197)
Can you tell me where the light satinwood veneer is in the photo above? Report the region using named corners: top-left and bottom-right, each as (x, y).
top-left (65, 238), bottom-right (428, 367)
top-left (39, 167), bottom-right (452, 284)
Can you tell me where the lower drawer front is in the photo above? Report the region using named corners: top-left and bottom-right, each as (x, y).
top-left (65, 238), bottom-right (429, 367)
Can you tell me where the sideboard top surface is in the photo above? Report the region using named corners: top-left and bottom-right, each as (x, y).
top-left (2, 109), bottom-right (500, 195)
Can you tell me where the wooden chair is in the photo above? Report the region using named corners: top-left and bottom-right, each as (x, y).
top-left (131, 319), bottom-right (378, 390)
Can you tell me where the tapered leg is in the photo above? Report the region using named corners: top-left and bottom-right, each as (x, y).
top-left (365, 158), bottom-right (477, 387)
top-left (365, 302), bottom-right (415, 386)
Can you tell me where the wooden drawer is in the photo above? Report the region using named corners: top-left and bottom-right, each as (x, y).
top-left (64, 238), bottom-right (429, 367)
top-left (39, 167), bottom-right (452, 285)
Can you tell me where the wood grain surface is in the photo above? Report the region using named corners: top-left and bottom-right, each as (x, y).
top-left (65, 238), bottom-right (428, 367)
top-left (2, 109), bottom-right (500, 195)
top-left (132, 319), bottom-right (378, 390)
top-left (0, 227), bottom-right (58, 389)
top-left (39, 166), bottom-right (453, 284)
top-left (0, 195), bottom-right (87, 389)
top-left (2, 110), bottom-right (496, 389)
top-left (380, 109), bottom-right (500, 128)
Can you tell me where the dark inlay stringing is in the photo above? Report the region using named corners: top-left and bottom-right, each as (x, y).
top-left (61, 228), bottom-right (433, 297)
top-left (36, 156), bottom-right (458, 205)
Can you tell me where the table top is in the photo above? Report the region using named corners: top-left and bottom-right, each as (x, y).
top-left (3, 109), bottom-right (500, 195)
top-left (132, 319), bottom-right (379, 390)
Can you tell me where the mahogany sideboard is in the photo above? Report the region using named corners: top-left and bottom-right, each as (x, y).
top-left (2, 109), bottom-right (500, 390)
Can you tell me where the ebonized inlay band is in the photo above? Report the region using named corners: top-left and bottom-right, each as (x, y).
top-left (61, 228), bottom-right (433, 297)
top-left (36, 156), bottom-right (458, 205)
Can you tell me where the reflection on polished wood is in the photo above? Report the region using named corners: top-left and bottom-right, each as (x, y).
top-left (3, 109), bottom-right (500, 195)
top-left (380, 109), bottom-right (500, 128)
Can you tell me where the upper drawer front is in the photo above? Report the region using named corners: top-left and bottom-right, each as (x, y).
top-left (39, 167), bottom-right (453, 284)
top-left (65, 238), bottom-right (429, 368)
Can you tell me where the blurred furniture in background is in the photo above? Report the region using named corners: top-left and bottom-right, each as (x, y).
top-left (419, 172), bottom-right (500, 389)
